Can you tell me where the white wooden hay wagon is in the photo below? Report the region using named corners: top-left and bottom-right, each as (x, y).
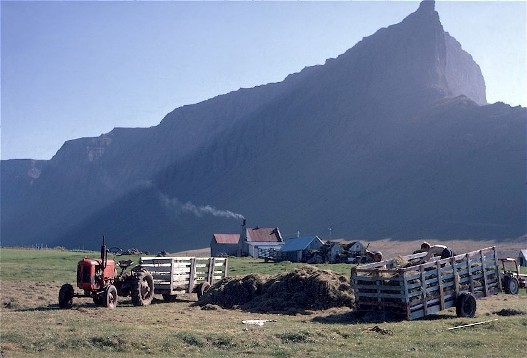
top-left (140, 256), bottom-right (228, 301)
top-left (351, 247), bottom-right (501, 320)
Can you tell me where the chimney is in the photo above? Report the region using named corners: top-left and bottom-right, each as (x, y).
top-left (238, 219), bottom-right (247, 256)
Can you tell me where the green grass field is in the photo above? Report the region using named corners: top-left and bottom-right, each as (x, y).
top-left (1, 248), bottom-right (526, 357)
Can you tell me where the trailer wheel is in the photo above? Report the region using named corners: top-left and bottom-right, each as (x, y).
top-left (456, 293), bottom-right (476, 318)
top-left (353, 305), bottom-right (367, 319)
top-left (197, 282), bottom-right (211, 300)
top-left (104, 285), bottom-right (118, 309)
top-left (505, 276), bottom-right (520, 295)
top-left (131, 271), bottom-right (154, 306)
top-left (58, 284), bottom-right (74, 309)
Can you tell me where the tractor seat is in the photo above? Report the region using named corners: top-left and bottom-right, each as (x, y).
top-left (118, 259), bottom-right (134, 269)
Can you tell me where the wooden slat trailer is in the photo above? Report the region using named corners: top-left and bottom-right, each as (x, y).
top-left (140, 257), bottom-right (228, 301)
top-left (351, 247), bottom-right (501, 320)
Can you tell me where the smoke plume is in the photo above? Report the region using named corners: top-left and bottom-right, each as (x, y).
top-left (161, 194), bottom-right (244, 220)
top-left (181, 202), bottom-right (245, 220)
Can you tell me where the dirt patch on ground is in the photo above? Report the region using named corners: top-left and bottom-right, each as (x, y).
top-left (1, 280), bottom-right (63, 310)
top-left (197, 265), bottom-right (354, 314)
top-left (493, 308), bottom-right (527, 316)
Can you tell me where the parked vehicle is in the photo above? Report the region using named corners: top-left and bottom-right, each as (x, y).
top-left (140, 256), bottom-right (228, 301)
top-left (351, 246), bottom-right (501, 320)
top-left (58, 237), bottom-right (154, 309)
top-left (499, 257), bottom-right (527, 294)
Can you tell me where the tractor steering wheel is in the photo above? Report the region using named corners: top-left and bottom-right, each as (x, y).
top-left (108, 247), bottom-right (123, 256)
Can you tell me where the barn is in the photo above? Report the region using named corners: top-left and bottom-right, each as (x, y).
top-left (210, 233), bottom-right (240, 257)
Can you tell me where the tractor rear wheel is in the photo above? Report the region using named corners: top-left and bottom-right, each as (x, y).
top-left (505, 276), bottom-right (520, 295)
top-left (104, 285), bottom-right (118, 309)
top-left (58, 284), bottom-right (74, 309)
top-left (456, 293), bottom-right (476, 318)
top-left (132, 271), bottom-right (154, 306)
top-left (197, 282), bottom-right (211, 300)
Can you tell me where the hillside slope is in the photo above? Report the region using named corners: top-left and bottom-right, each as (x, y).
top-left (1, 1), bottom-right (525, 252)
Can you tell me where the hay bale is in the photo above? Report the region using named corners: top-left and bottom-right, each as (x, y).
top-left (198, 265), bottom-right (354, 313)
top-left (198, 273), bottom-right (266, 309)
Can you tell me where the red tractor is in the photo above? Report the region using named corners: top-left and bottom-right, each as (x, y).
top-left (58, 237), bottom-right (154, 309)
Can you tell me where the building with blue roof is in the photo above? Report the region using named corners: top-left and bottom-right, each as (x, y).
top-left (279, 236), bottom-right (324, 262)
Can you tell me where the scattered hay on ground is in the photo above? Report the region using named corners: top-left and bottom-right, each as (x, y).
top-left (197, 265), bottom-right (354, 314)
top-left (368, 325), bottom-right (393, 335)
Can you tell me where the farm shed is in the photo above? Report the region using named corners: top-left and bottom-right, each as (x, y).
top-left (279, 236), bottom-right (324, 262)
top-left (323, 241), bottom-right (343, 263)
top-left (240, 222), bottom-right (284, 258)
top-left (343, 241), bottom-right (366, 255)
top-left (210, 234), bottom-right (240, 257)
top-left (518, 250), bottom-right (527, 267)
top-left (323, 240), bottom-right (368, 263)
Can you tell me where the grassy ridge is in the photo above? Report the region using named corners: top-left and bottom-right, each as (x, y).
top-left (1, 248), bottom-right (527, 357)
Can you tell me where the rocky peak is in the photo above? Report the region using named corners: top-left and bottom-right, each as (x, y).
top-left (416, 0), bottom-right (436, 14)
top-left (330, 0), bottom-right (485, 108)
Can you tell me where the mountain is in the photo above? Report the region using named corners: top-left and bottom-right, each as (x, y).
top-left (1, 1), bottom-right (525, 252)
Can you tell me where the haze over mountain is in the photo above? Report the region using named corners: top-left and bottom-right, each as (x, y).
top-left (2, 1), bottom-right (525, 252)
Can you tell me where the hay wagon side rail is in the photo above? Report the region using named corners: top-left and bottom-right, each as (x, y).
top-left (140, 256), bottom-right (228, 297)
top-left (351, 247), bottom-right (500, 320)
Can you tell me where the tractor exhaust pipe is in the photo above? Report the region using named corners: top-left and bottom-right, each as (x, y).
top-left (101, 235), bottom-right (107, 269)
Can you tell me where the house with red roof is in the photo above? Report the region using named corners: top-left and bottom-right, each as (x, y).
top-left (210, 233), bottom-right (240, 257)
top-left (211, 220), bottom-right (284, 258)
top-left (242, 224), bottom-right (284, 258)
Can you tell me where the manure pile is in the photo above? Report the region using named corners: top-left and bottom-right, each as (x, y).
top-left (197, 265), bottom-right (354, 313)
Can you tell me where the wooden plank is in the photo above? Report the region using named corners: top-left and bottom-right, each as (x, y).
top-left (419, 265), bottom-right (428, 316)
top-left (207, 257), bottom-right (215, 284)
top-left (466, 254), bottom-right (475, 292)
top-left (141, 264), bottom-right (191, 271)
top-left (188, 257), bottom-right (196, 294)
top-left (480, 250), bottom-right (487, 296)
top-left (436, 261), bottom-right (445, 311)
top-left (223, 257), bottom-right (229, 278)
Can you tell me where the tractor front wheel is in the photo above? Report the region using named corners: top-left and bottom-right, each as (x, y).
top-left (104, 285), bottom-right (118, 309)
top-left (456, 293), bottom-right (476, 318)
top-left (131, 271), bottom-right (154, 306)
top-left (93, 292), bottom-right (104, 306)
top-left (58, 283), bottom-right (74, 309)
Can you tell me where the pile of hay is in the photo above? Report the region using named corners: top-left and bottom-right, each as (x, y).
top-left (197, 265), bottom-right (354, 313)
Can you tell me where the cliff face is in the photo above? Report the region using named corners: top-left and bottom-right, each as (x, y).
top-left (444, 32), bottom-right (487, 105)
top-left (1, 1), bottom-right (524, 251)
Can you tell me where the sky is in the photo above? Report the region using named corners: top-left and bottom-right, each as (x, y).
top-left (1, 0), bottom-right (526, 160)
